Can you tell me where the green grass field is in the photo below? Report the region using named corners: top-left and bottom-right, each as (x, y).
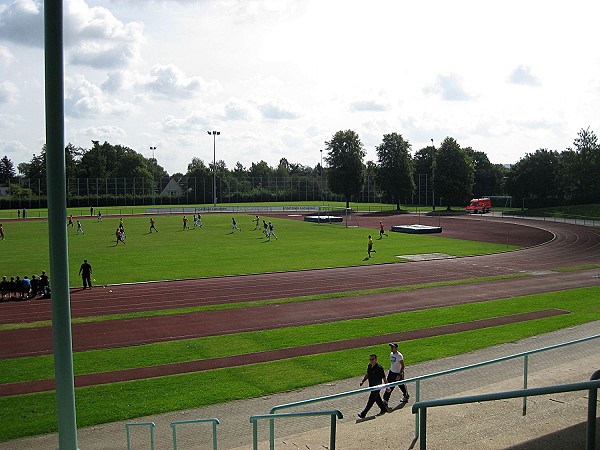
top-left (1, 210), bottom-right (599, 442)
top-left (1, 213), bottom-right (516, 286)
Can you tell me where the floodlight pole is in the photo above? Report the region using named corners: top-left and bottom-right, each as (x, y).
top-left (149, 146), bottom-right (156, 205)
top-left (208, 131), bottom-right (220, 207)
top-left (431, 139), bottom-right (436, 211)
top-left (320, 149), bottom-right (324, 206)
top-left (44, 0), bottom-right (79, 448)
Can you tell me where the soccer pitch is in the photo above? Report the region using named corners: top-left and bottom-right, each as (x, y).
top-left (1, 213), bottom-right (516, 287)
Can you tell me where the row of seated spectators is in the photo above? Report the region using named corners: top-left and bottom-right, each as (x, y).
top-left (0, 271), bottom-right (51, 300)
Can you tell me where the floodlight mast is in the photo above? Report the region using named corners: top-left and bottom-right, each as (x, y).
top-left (207, 131), bottom-right (220, 207)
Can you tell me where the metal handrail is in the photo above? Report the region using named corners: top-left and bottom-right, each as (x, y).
top-left (125, 422), bottom-right (155, 450)
top-left (250, 409), bottom-right (343, 450)
top-left (411, 377), bottom-right (600, 450)
top-left (270, 333), bottom-right (600, 441)
top-left (171, 418), bottom-right (220, 450)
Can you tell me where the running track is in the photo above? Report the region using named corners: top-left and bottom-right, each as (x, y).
top-left (1, 215), bottom-right (599, 389)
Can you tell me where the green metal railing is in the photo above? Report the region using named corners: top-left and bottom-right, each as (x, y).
top-left (251, 410), bottom-right (343, 450)
top-left (171, 418), bottom-right (220, 450)
top-left (270, 333), bottom-right (600, 443)
top-left (411, 375), bottom-right (600, 450)
top-left (125, 422), bottom-right (156, 450)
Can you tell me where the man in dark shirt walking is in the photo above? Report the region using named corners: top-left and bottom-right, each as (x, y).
top-left (79, 259), bottom-right (93, 289)
top-left (358, 353), bottom-right (390, 418)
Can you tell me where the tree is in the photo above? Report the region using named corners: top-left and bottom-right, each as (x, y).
top-left (0, 155), bottom-right (16, 179)
top-left (186, 157), bottom-right (211, 178)
top-left (276, 158), bottom-right (291, 178)
top-left (506, 149), bottom-right (560, 208)
top-left (324, 130), bottom-right (366, 208)
top-left (463, 147), bottom-right (504, 196)
top-left (18, 152), bottom-right (46, 179)
top-left (569, 127), bottom-right (600, 204)
top-left (232, 162), bottom-right (247, 178)
top-left (248, 160), bottom-right (273, 179)
top-left (432, 137), bottom-right (474, 209)
top-left (414, 145), bottom-right (435, 177)
top-left (375, 133), bottom-right (415, 210)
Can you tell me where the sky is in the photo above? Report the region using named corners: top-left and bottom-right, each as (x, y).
top-left (0, 0), bottom-right (599, 176)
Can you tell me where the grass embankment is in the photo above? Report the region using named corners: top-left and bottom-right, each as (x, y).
top-left (0, 286), bottom-right (599, 441)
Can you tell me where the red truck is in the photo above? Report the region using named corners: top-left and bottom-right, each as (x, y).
top-left (466, 197), bottom-right (492, 214)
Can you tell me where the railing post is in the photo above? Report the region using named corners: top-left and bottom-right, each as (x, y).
top-left (269, 417), bottom-right (275, 450)
top-left (587, 370), bottom-right (600, 450)
top-left (522, 354), bottom-right (528, 416)
top-left (414, 379), bottom-right (421, 439)
top-left (419, 407), bottom-right (427, 450)
top-left (330, 413), bottom-right (337, 450)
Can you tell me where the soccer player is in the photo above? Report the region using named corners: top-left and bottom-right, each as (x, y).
top-left (149, 217), bottom-right (158, 233)
top-left (76, 220), bottom-right (84, 234)
top-left (267, 221), bottom-right (278, 241)
top-left (0, 223), bottom-right (4, 240)
top-left (67, 215), bottom-right (74, 227)
top-left (379, 221), bottom-right (388, 239)
top-left (231, 217), bottom-right (241, 232)
top-left (367, 235), bottom-right (376, 258)
top-left (183, 215), bottom-right (189, 230)
top-left (253, 215), bottom-right (260, 230)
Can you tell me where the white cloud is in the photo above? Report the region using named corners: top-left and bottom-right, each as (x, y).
top-left (350, 100), bottom-right (388, 112)
top-left (160, 112), bottom-right (211, 134)
top-left (64, 74), bottom-right (134, 118)
top-left (0, 138), bottom-right (28, 156)
top-left (257, 97), bottom-right (301, 120)
top-left (424, 74), bottom-right (476, 101)
top-left (224, 98), bottom-right (256, 121)
top-left (0, 81), bottom-right (19, 105)
top-left (0, 0), bottom-right (144, 69)
top-left (508, 65), bottom-right (541, 86)
top-left (140, 64), bottom-right (221, 99)
top-left (80, 125), bottom-right (127, 139)
top-left (0, 45), bottom-right (15, 67)
top-left (0, 0), bottom-right (43, 47)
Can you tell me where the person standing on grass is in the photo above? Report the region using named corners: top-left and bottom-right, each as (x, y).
top-left (262, 219), bottom-right (268, 236)
top-left (0, 223), bottom-right (4, 240)
top-left (231, 217), bottom-right (241, 232)
top-left (97, 211), bottom-right (102, 222)
top-left (79, 259), bottom-right (93, 289)
top-left (379, 221), bottom-right (388, 239)
top-left (149, 217), bottom-right (158, 233)
top-left (76, 220), bottom-right (84, 234)
top-left (197, 214), bottom-right (203, 228)
top-left (367, 235), bottom-right (376, 258)
top-left (383, 342), bottom-right (409, 408)
top-left (67, 214), bottom-right (74, 227)
top-left (183, 215), bottom-right (189, 230)
top-left (358, 354), bottom-right (390, 419)
top-left (267, 221), bottom-right (278, 241)
top-left (116, 228), bottom-right (126, 245)
top-left (90, 206), bottom-right (94, 216)
top-left (253, 215), bottom-right (260, 230)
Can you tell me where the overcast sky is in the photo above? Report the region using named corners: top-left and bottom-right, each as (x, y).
top-left (0, 0), bottom-right (599, 175)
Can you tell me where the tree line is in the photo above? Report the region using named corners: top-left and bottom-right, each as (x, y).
top-left (1, 127), bottom-right (598, 209)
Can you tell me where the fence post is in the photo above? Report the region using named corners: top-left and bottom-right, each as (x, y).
top-left (522, 354), bottom-right (528, 416)
top-left (587, 370), bottom-right (600, 450)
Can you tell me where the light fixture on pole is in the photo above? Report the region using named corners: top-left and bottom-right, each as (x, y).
top-left (207, 131), bottom-right (220, 206)
top-left (149, 146), bottom-right (156, 205)
top-left (430, 139), bottom-right (435, 211)
top-left (320, 149), bottom-right (323, 205)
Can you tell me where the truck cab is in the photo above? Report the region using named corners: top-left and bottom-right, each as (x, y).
top-left (466, 197), bottom-right (492, 214)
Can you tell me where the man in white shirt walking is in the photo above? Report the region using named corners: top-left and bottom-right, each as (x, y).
top-left (383, 342), bottom-right (409, 407)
